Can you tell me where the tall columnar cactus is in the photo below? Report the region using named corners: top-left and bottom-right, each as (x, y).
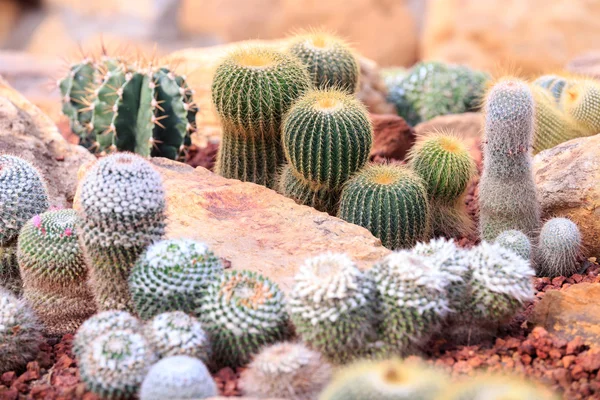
top-left (288, 253), bottom-right (378, 364)
top-left (537, 218), bottom-right (582, 278)
top-left (17, 209), bottom-right (95, 336)
top-left (139, 356), bottom-right (218, 400)
top-left (287, 32), bottom-right (359, 93)
top-left (0, 288), bottom-right (43, 373)
top-left (78, 153), bottom-right (165, 311)
top-left (338, 164), bottom-right (430, 250)
top-left (58, 58), bottom-right (96, 137)
top-left (561, 79), bottom-right (600, 135)
top-left (440, 374), bottom-right (559, 400)
top-left (129, 239), bottom-right (224, 320)
top-left (196, 269), bottom-right (288, 368)
top-left (277, 164), bottom-right (340, 215)
top-left (212, 46), bottom-right (311, 188)
top-left (479, 78), bottom-right (541, 242)
top-left (495, 230), bottom-right (532, 261)
top-left (0, 155), bottom-right (49, 294)
top-left (239, 341), bottom-right (332, 400)
top-left (79, 330), bottom-right (157, 399)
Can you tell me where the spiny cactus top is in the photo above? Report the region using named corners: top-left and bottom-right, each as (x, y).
top-left (494, 230), bottom-right (532, 261)
top-left (288, 32), bottom-right (359, 93)
top-left (0, 155), bottom-right (49, 245)
top-left (139, 355), bottom-right (217, 400)
top-left (129, 239), bottom-right (224, 319)
top-left (538, 218), bottom-right (582, 278)
top-left (441, 374), bottom-right (559, 400)
top-left (282, 89), bottom-right (373, 189)
top-left (411, 237), bottom-right (470, 280)
top-left (561, 79), bottom-right (600, 134)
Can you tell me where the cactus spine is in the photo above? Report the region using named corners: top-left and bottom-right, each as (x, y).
top-left (277, 164), bottom-right (341, 214)
top-left (561, 79), bottom-right (600, 134)
top-left (495, 229), bottom-right (532, 261)
top-left (537, 218), bottom-right (582, 278)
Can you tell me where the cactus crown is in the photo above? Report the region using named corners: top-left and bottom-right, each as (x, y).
top-left (494, 230), bottom-right (532, 261)
top-left (73, 310), bottom-right (141, 358)
top-left (537, 217), bottom-right (582, 278)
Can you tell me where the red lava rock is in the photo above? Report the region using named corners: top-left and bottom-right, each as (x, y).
top-left (567, 337), bottom-right (587, 355)
top-left (0, 387), bottom-right (18, 400)
top-left (55, 355), bottom-right (75, 370)
top-left (53, 374), bottom-right (79, 387)
top-left (0, 372), bottom-right (15, 387)
top-left (573, 274), bottom-right (584, 283)
top-left (369, 113), bottom-right (415, 162)
top-left (185, 142), bottom-right (219, 170)
top-left (552, 276), bottom-right (567, 287)
top-left (578, 349), bottom-right (600, 372)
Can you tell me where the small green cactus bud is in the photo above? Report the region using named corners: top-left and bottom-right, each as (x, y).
top-left (79, 330), bottom-right (157, 399)
top-left (440, 374), bottom-right (559, 400)
top-left (239, 341), bottom-right (332, 400)
top-left (533, 74), bottom-right (567, 103)
top-left (140, 355), bottom-right (218, 400)
top-left (338, 164), bottom-right (430, 250)
top-left (495, 230), bottom-right (532, 261)
top-left (288, 253), bottom-right (378, 364)
top-left (129, 239), bottom-right (224, 320)
top-left (537, 218), bottom-right (582, 278)
top-left (276, 164), bottom-right (340, 215)
top-left (561, 79), bottom-right (600, 135)
top-left (0, 287), bottom-right (43, 373)
top-left (143, 311), bottom-right (211, 362)
top-left (282, 89), bottom-right (373, 189)
top-left (78, 153), bottom-right (165, 311)
top-left (196, 270), bottom-right (288, 368)
top-left (288, 32), bottom-right (359, 93)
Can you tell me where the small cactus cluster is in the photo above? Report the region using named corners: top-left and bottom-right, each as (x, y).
top-left (494, 229), bottom-right (532, 261)
top-left (537, 217), bottom-right (582, 278)
top-left (59, 56), bottom-right (197, 160)
top-left (17, 209), bottom-right (95, 336)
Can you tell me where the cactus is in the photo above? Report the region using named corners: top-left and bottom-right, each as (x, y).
top-left (239, 341), bottom-right (332, 400)
top-left (0, 155), bottom-right (49, 294)
top-left (195, 269), bottom-right (288, 368)
top-left (140, 355), bottom-right (218, 400)
top-left (338, 164), bottom-right (430, 250)
top-left (479, 78), bottom-right (541, 242)
top-left (319, 358), bottom-right (448, 400)
top-left (143, 311), bottom-right (211, 362)
top-left (533, 74), bottom-right (567, 103)
top-left (288, 253), bottom-right (378, 364)
top-left (440, 374), bottom-right (558, 400)
top-left (129, 239), bottom-right (224, 320)
top-left (561, 79), bottom-right (600, 135)
top-left (0, 288), bottom-right (43, 373)
top-left (79, 330), bottom-right (157, 399)
top-left (537, 218), bottom-right (582, 278)
top-left (288, 32), bottom-right (359, 93)
top-left (495, 230), bottom-right (532, 261)
top-left (58, 58), bottom-right (96, 137)
top-left (277, 164), bottom-right (341, 215)
top-left (212, 46), bottom-right (311, 188)
top-left (73, 310), bottom-right (141, 359)
top-left (78, 153), bottom-right (165, 311)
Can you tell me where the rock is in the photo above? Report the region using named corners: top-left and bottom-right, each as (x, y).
top-left (567, 52), bottom-right (600, 79)
top-left (369, 114), bottom-right (415, 162)
top-left (357, 57), bottom-right (397, 115)
top-left (531, 283), bottom-right (600, 346)
top-left (533, 135), bottom-right (600, 256)
top-left (0, 76), bottom-right (95, 208)
top-left (185, 142), bottom-right (219, 171)
top-left (422, 0), bottom-right (600, 76)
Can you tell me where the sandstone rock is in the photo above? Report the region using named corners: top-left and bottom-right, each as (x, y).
top-left (0, 76), bottom-right (94, 208)
top-left (533, 135), bottom-right (600, 256)
top-left (422, 0), bottom-right (600, 76)
top-left (567, 52), bottom-right (600, 80)
top-left (369, 114), bottom-right (415, 162)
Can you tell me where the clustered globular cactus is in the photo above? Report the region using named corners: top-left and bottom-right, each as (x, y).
top-left (441, 374), bottom-right (559, 400)
top-left (537, 218), bottom-right (583, 278)
top-left (495, 229), bottom-right (532, 261)
top-left (288, 253), bottom-right (377, 364)
top-left (479, 78), bottom-right (541, 242)
top-left (59, 56), bottom-right (197, 160)
top-left (17, 209), bottom-right (95, 336)
top-left (0, 288), bottom-right (43, 373)
top-left (139, 355), bottom-right (217, 400)
top-left (196, 269), bottom-right (288, 368)
top-left (239, 341), bottom-right (332, 400)
top-left (129, 239), bottom-right (224, 320)
top-left (78, 153), bottom-right (165, 311)
top-left (338, 164), bottom-right (430, 250)
top-left (0, 155), bottom-right (49, 294)
top-left (212, 46), bottom-right (311, 188)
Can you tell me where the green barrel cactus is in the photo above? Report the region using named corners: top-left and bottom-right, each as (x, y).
top-left (140, 355), bottom-right (218, 400)
top-left (277, 164), bottom-right (340, 215)
top-left (479, 78), bottom-right (541, 242)
top-left (129, 239), bottom-right (224, 320)
top-left (537, 218), bottom-right (582, 278)
top-left (58, 58), bottom-right (96, 137)
top-left (494, 229), bottom-right (532, 261)
top-left (561, 79), bottom-right (600, 135)
top-left (288, 253), bottom-right (378, 364)
top-left (79, 330), bottom-right (157, 399)
top-left (0, 287), bottom-right (43, 373)
top-left (440, 374), bottom-right (559, 400)
top-left (78, 153), bottom-right (166, 311)
top-left (195, 269), bottom-right (288, 368)
top-left (143, 311), bottom-right (211, 362)
top-left (17, 209), bottom-right (95, 336)
top-left (533, 74), bottom-right (567, 103)
top-left (338, 164), bottom-right (430, 250)
top-left (239, 341), bottom-right (332, 400)
top-left (288, 32), bottom-right (359, 93)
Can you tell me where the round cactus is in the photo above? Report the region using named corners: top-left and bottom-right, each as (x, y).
top-left (277, 164), bottom-right (340, 215)
top-left (533, 74), bottom-right (567, 103)
top-left (239, 341), bottom-right (332, 400)
top-left (288, 32), bottom-right (359, 93)
top-left (338, 164), bottom-right (430, 250)
top-left (495, 230), bottom-right (532, 261)
top-left (537, 218), bottom-right (582, 278)
top-left (0, 245), bottom-right (20, 296)
top-left (129, 239), bottom-right (224, 320)
top-left (282, 89), bottom-right (373, 190)
top-left (561, 79), bottom-right (600, 135)
top-left (0, 287), bottom-right (43, 373)
top-left (143, 311), bottom-right (211, 362)
top-left (79, 330), bottom-right (157, 399)
top-left (140, 355), bottom-right (218, 400)
top-left (440, 374), bottom-right (559, 400)
top-left (196, 269), bottom-right (288, 368)
top-left (288, 253), bottom-right (378, 364)
top-left (78, 153), bottom-right (165, 311)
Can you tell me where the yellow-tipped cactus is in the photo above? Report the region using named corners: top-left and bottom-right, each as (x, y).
top-left (277, 164), bottom-right (340, 215)
top-left (561, 79), bottom-right (600, 134)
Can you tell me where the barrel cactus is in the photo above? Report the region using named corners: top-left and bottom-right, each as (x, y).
top-left (537, 218), bottom-right (582, 278)
top-left (561, 79), bottom-right (600, 135)
top-left (276, 164), bottom-right (340, 215)
top-left (494, 229), bottom-right (532, 261)
top-left (533, 74), bottom-right (567, 103)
